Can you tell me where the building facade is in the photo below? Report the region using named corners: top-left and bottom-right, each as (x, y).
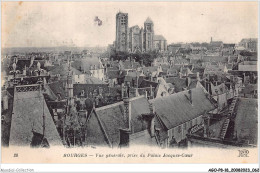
top-left (115, 12), bottom-right (167, 53)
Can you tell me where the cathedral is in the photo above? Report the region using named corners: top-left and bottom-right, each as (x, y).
top-left (115, 12), bottom-right (167, 53)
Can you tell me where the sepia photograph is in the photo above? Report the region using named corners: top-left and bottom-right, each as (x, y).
top-left (1, 1), bottom-right (259, 171)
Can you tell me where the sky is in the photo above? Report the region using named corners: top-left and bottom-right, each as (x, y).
top-left (2, 1), bottom-right (258, 48)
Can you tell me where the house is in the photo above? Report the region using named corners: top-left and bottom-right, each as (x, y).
top-left (187, 97), bottom-right (257, 148)
top-left (122, 70), bottom-right (146, 87)
top-left (138, 78), bottom-right (170, 99)
top-left (9, 85), bottom-right (62, 147)
top-left (238, 61), bottom-right (257, 72)
top-left (49, 63), bottom-right (82, 81)
top-left (73, 83), bottom-right (109, 108)
top-left (167, 44), bottom-right (181, 55)
top-left (150, 87), bottom-right (216, 148)
top-left (203, 64), bottom-right (228, 77)
top-left (72, 56), bottom-right (105, 81)
top-left (152, 57), bottom-right (169, 66)
top-left (201, 56), bottom-right (228, 66)
top-left (210, 83), bottom-right (229, 113)
top-left (239, 38), bottom-right (258, 52)
top-left (84, 96), bottom-right (159, 147)
top-left (106, 70), bottom-right (120, 87)
top-left (118, 59), bottom-right (141, 71)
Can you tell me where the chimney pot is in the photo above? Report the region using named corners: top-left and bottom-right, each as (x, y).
top-left (123, 98), bottom-right (131, 130)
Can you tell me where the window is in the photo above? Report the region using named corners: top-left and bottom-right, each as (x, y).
top-left (80, 90), bottom-right (85, 96)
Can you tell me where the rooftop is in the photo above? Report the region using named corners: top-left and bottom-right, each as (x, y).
top-left (9, 89), bottom-right (62, 146)
top-left (150, 87), bottom-right (216, 130)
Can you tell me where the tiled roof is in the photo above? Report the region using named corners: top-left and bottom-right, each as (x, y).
top-left (202, 56), bottom-right (228, 63)
top-left (107, 70), bottom-right (120, 79)
top-left (210, 83), bottom-right (228, 96)
top-left (9, 91), bottom-right (62, 146)
top-left (92, 96), bottom-right (151, 147)
top-left (13, 59), bottom-right (31, 71)
top-left (73, 83), bottom-right (109, 98)
top-left (166, 77), bottom-right (187, 92)
top-left (142, 66), bottom-right (159, 74)
top-left (210, 41), bottom-right (223, 47)
top-left (139, 80), bottom-right (158, 88)
top-left (223, 44), bottom-right (235, 48)
top-left (119, 60), bottom-right (140, 70)
top-left (48, 81), bottom-right (66, 100)
top-left (49, 63), bottom-right (82, 79)
top-left (85, 76), bottom-right (107, 84)
top-left (72, 57), bottom-right (102, 71)
top-left (242, 84), bottom-right (257, 94)
top-left (234, 98), bottom-right (257, 145)
top-left (150, 87), bottom-right (216, 130)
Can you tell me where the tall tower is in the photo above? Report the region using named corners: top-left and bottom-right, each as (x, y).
top-left (116, 12), bottom-right (129, 52)
top-left (144, 17), bottom-right (154, 52)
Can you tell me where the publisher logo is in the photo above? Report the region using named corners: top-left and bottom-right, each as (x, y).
top-left (238, 149), bottom-right (249, 157)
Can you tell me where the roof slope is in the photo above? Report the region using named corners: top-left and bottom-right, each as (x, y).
top-left (94, 96), bottom-right (151, 147)
top-left (150, 87), bottom-right (216, 130)
top-left (234, 98), bottom-right (257, 145)
top-left (49, 63), bottom-right (82, 77)
top-left (10, 90), bottom-right (62, 146)
top-left (72, 57), bottom-right (102, 71)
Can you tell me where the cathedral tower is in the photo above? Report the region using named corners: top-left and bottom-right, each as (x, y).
top-left (144, 17), bottom-right (154, 52)
top-left (116, 12), bottom-right (129, 52)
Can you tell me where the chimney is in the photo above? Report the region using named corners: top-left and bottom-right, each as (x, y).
top-left (150, 85), bottom-right (153, 98)
top-left (119, 129), bottom-right (131, 148)
top-left (149, 103), bottom-right (156, 137)
top-left (243, 73), bottom-right (246, 84)
top-left (188, 89), bottom-right (192, 104)
top-left (140, 60), bottom-right (144, 67)
top-left (23, 65), bottom-right (27, 75)
top-left (179, 72), bottom-right (183, 78)
top-left (123, 98), bottom-right (131, 130)
top-left (3, 92), bottom-right (8, 110)
top-left (121, 83), bottom-right (125, 98)
top-left (136, 75), bottom-right (139, 88)
top-left (196, 72), bottom-right (200, 81)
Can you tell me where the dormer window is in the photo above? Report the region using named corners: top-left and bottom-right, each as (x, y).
top-left (80, 90), bottom-right (85, 96)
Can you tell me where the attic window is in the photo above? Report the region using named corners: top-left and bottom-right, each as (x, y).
top-left (80, 90), bottom-right (85, 96)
